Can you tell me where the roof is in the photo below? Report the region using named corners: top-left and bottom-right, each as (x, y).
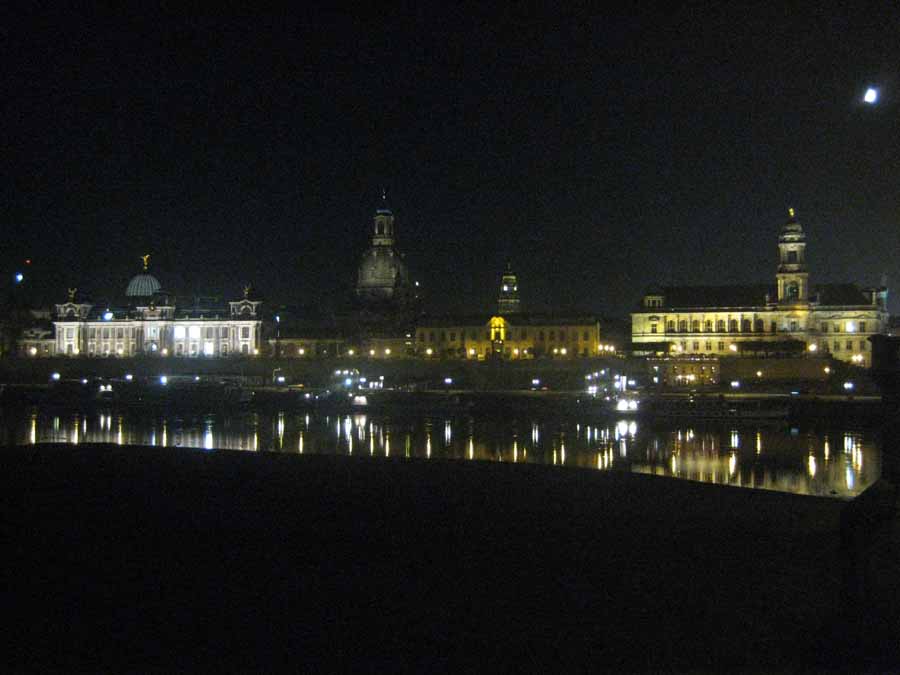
top-left (813, 284), bottom-right (871, 306)
top-left (653, 285), bottom-right (775, 309)
top-left (125, 273), bottom-right (162, 297)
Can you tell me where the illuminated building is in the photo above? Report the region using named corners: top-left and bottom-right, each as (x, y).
top-left (355, 192), bottom-right (412, 304)
top-left (631, 210), bottom-right (889, 367)
top-left (49, 257), bottom-right (263, 357)
top-left (415, 267), bottom-right (612, 359)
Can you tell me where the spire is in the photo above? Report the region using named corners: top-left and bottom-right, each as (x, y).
top-left (497, 263), bottom-right (521, 315)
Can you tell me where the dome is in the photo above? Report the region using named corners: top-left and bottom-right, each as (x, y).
top-left (126, 273), bottom-right (162, 297)
top-left (356, 247), bottom-right (409, 301)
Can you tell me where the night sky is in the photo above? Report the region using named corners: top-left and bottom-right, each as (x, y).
top-left (4, 4), bottom-right (900, 316)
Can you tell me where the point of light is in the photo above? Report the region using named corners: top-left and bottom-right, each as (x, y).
top-left (864, 87), bottom-right (878, 104)
top-left (51, 372), bottom-right (60, 381)
top-left (160, 375), bottom-right (168, 385)
top-left (103, 311), bottom-right (114, 321)
top-left (14, 272), bottom-right (24, 283)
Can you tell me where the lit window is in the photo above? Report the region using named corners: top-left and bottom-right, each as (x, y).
top-left (189, 326), bottom-right (201, 339)
top-left (174, 326), bottom-right (185, 339)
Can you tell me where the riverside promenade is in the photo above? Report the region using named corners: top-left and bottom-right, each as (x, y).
top-left (3, 441), bottom-right (897, 670)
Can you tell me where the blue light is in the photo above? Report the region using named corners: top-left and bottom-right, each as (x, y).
top-left (103, 311), bottom-right (114, 321)
top-left (14, 273), bottom-right (23, 283)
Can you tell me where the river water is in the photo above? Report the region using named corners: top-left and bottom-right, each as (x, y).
top-left (3, 406), bottom-right (881, 499)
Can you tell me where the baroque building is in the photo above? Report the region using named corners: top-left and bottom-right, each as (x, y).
top-left (414, 265), bottom-right (614, 360)
top-left (631, 210), bottom-right (889, 367)
top-left (355, 193), bottom-right (412, 304)
top-left (48, 257), bottom-right (263, 357)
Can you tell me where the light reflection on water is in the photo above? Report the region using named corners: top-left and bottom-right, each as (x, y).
top-left (7, 408), bottom-right (882, 498)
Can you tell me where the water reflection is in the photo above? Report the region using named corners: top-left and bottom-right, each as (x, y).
top-left (8, 408), bottom-right (883, 498)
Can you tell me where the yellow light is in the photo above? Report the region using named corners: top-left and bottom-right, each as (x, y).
top-left (298, 347), bottom-right (305, 355)
top-left (253, 348), bottom-right (259, 355)
top-left (426, 347), bottom-right (433, 355)
top-left (468, 348), bottom-right (475, 356)
top-left (756, 370), bottom-right (762, 377)
top-left (824, 366), bottom-right (831, 374)
top-left (513, 348), bottom-right (519, 355)
top-left (28, 347), bottom-right (37, 356)
top-left (369, 349), bottom-right (375, 356)
top-left (384, 348), bottom-right (391, 355)
top-left (160, 348), bottom-right (168, 356)
top-left (348, 349), bottom-right (355, 356)
top-left (729, 344), bottom-right (738, 352)
top-left (808, 343), bottom-right (817, 352)
top-left (788, 207), bottom-right (795, 218)
top-left (560, 347), bottom-right (567, 355)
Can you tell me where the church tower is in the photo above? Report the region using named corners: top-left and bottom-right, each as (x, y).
top-left (776, 208), bottom-right (809, 303)
top-left (497, 263), bottom-right (521, 314)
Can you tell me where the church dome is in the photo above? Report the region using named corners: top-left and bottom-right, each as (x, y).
top-left (357, 247), bottom-right (409, 301)
top-left (126, 273), bottom-right (161, 297)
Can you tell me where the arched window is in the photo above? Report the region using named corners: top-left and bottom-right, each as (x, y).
top-left (691, 320), bottom-right (700, 332)
top-left (741, 319), bottom-right (751, 332)
top-left (786, 283), bottom-right (799, 300)
top-left (716, 320), bottom-right (725, 332)
top-left (754, 319), bottom-right (764, 332)
top-left (678, 320), bottom-right (687, 332)
top-left (666, 320), bottom-right (675, 333)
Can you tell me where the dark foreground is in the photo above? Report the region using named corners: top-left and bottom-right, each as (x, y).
top-left (2, 443), bottom-right (897, 670)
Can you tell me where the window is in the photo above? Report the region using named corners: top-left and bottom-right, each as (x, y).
top-left (718, 341), bottom-right (725, 351)
top-left (821, 323), bottom-right (828, 333)
top-left (754, 319), bottom-right (763, 332)
top-left (741, 319), bottom-right (751, 332)
top-left (440, 332), bottom-right (446, 342)
top-left (650, 324), bottom-right (658, 334)
top-left (705, 320), bottom-right (712, 332)
top-left (728, 319), bottom-right (737, 332)
top-left (691, 320), bottom-right (699, 332)
top-left (116, 327), bottom-right (124, 339)
top-left (667, 321), bottom-right (675, 332)
top-left (705, 341), bottom-right (712, 351)
top-left (89, 327), bottom-right (96, 339)
top-left (66, 328), bottom-right (74, 339)
top-left (221, 344), bottom-right (228, 355)
top-left (549, 331), bottom-right (556, 341)
top-left (203, 327), bottom-right (212, 339)
top-left (787, 250), bottom-right (798, 263)
top-left (716, 320), bottom-right (725, 332)
top-left (101, 328), bottom-right (109, 339)
top-left (241, 344), bottom-right (249, 355)
top-left (429, 331), bottom-right (435, 342)
top-left (583, 331), bottom-right (589, 341)
top-left (786, 283), bottom-right (799, 300)
top-left (692, 341), bottom-right (699, 351)
top-left (241, 326), bottom-right (250, 339)
top-left (521, 329), bottom-right (528, 339)
top-left (859, 321), bottom-right (867, 333)
top-left (834, 323), bottom-right (840, 333)
top-left (846, 340), bottom-right (853, 350)
top-left (833, 341), bottom-right (840, 351)
top-left (860, 340), bottom-right (867, 351)
top-left (189, 326), bottom-right (201, 339)
top-left (790, 320), bottom-right (798, 332)
top-left (176, 344), bottom-right (183, 356)
top-left (450, 332), bottom-right (456, 342)
top-left (538, 331), bottom-right (545, 341)
top-left (770, 321), bottom-right (777, 333)
top-left (220, 327), bottom-right (229, 338)
top-left (174, 326), bottom-right (185, 339)
top-left (678, 320), bottom-right (687, 332)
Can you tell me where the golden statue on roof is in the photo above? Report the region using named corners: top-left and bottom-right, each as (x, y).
top-left (67, 288), bottom-right (77, 302)
top-left (243, 284), bottom-right (252, 299)
top-left (142, 254), bottom-right (151, 271)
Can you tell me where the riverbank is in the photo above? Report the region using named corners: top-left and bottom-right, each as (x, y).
top-left (3, 441), bottom-right (896, 670)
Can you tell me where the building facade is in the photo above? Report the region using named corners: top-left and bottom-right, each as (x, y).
top-left (48, 261), bottom-right (263, 358)
top-left (631, 210), bottom-right (889, 367)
